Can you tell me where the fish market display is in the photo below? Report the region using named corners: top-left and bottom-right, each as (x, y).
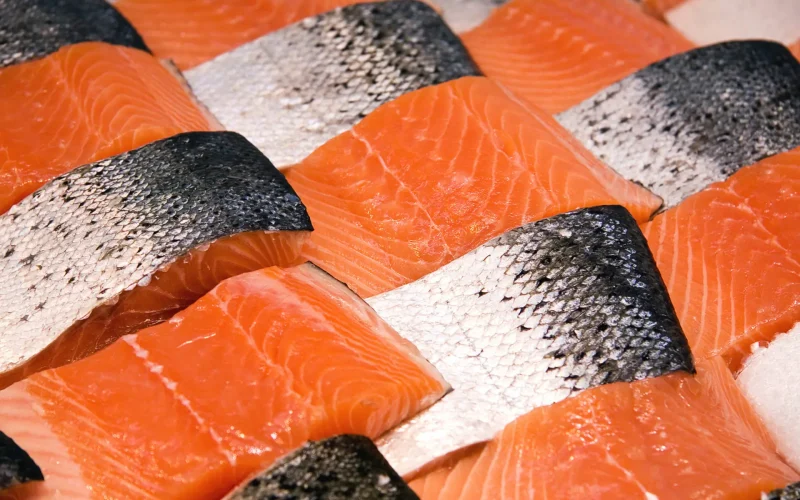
top-left (186, 0), bottom-right (479, 167)
top-left (370, 205), bottom-right (693, 475)
top-left (461, 0), bottom-right (693, 113)
top-left (557, 41), bottom-right (800, 208)
top-left (0, 264), bottom-right (447, 499)
top-left (641, 147), bottom-right (800, 371)
top-left (0, 431), bottom-right (42, 491)
top-left (664, 0), bottom-right (800, 48)
top-left (431, 0), bottom-right (509, 32)
top-left (738, 324), bottom-right (800, 471)
top-left (407, 357), bottom-right (799, 499)
top-left (0, 0), bottom-right (148, 68)
top-left (285, 77), bottom-right (661, 298)
top-left (113, 0), bottom-right (383, 69)
top-left (0, 132), bottom-right (311, 388)
top-left (0, 42), bottom-right (213, 215)
top-left (225, 435), bottom-right (418, 499)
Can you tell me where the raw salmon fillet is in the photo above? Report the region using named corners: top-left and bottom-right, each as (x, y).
top-left (461, 0), bottom-right (694, 113)
top-left (0, 264), bottom-right (447, 499)
top-left (0, 42), bottom-right (212, 215)
top-left (408, 357), bottom-right (798, 499)
top-left (641, 0), bottom-right (686, 17)
top-left (113, 0), bottom-right (387, 70)
top-left (284, 76), bottom-right (662, 298)
top-left (641, 148), bottom-right (800, 372)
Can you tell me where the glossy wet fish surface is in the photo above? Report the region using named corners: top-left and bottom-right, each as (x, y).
top-left (557, 41), bottom-right (800, 208)
top-left (186, 0), bottom-right (480, 167)
top-left (370, 205), bottom-right (693, 475)
top-left (766, 482), bottom-right (800, 500)
top-left (0, 131), bottom-right (311, 377)
top-left (432, 0), bottom-right (510, 32)
top-left (0, 430), bottom-right (43, 490)
top-left (227, 435), bottom-right (418, 500)
top-left (0, 0), bottom-right (149, 68)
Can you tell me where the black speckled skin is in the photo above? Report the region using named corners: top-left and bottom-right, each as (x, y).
top-left (765, 483), bottom-right (800, 500)
top-left (0, 431), bottom-right (43, 490)
top-left (0, 0), bottom-right (149, 68)
top-left (0, 131), bottom-right (312, 377)
top-left (372, 205), bottom-right (694, 474)
top-left (558, 41), bottom-right (800, 208)
top-left (227, 435), bottom-right (418, 500)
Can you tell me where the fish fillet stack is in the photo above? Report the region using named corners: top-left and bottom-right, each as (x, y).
top-left (0, 0), bottom-right (798, 499)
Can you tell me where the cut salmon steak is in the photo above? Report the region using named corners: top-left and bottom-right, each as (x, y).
top-left (284, 76), bottom-right (661, 298)
top-left (0, 132), bottom-right (311, 389)
top-left (641, 147), bottom-right (800, 372)
top-left (0, 41), bottom-right (213, 216)
top-left (113, 0), bottom-right (393, 70)
top-left (408, 357), bottom-right (799, 499)
top-left (0, 264), bottom-right (447, 499)
top-left (461, 0), bottom-right (694, 113)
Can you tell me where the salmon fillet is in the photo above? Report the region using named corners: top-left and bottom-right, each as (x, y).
top-left (0, 264), bottom-right (447, 499)
top-left (408, 357), bottom-right (798, 499)
top-left (113, 0), bottom-right (389, 70)
top-left (284, 76), bottom-right (661, 298)
top-left (641, 148), bottom-right (800, 372)
top-left (461, 0), bottom-right (694, 113)
top-left (0, 42), bottom-right (212, 216)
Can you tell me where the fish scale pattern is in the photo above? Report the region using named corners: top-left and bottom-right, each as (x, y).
top-left (0, 131), bottom-right (311, 375)
top-left (0, 0), bottom-right (149, 68)
top-left (371, 205), bottom-right (693, 474)
top-left (186, 0), bottom-right (480, 166)
top-left (558, 41), bottom-right (800, 208)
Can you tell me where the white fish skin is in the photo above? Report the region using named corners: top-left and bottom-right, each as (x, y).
top-left (369, 206), bottom-right (693, 476)
top-left (185, 0), bottom-right (479, 167)
top-left (431, 0), bottom-right (510, 32)
top-left (557, 41), bottom-right (800, 209)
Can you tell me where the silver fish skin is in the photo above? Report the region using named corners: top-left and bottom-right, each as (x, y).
top-left (0, 131), bottom-right (311, 377)
top-left (432, 0), bottom-right (510, 32)
top-left (557, 41), bottom-right (800, 209)
top-left (225, 435), bottom-right (418, 500)
top-left (369, 205), bottom-right (693, 476)
top-left (185, 0), bottom-right (480, 167)
top-left (0, 431), bottom-right (43, 491)
top-left (0, 0), bottom-right (149, 68)
top-left (765, 483), bottom-right (800, 500)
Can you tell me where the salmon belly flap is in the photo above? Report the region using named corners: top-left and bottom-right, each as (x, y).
top-left (285, 76), bottom-right (661, 298)
top-left (0, 264), bottom-right (447, 499)
top-left (0, 42), bottom-right (213, 216)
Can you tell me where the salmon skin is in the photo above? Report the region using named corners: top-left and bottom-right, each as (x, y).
top-left (186, 0), bottom-right (479, 167)
top-left (0, 264), bottom-right (447, 499)
top-left (0, 131), bottom-right (311, 387)
top-left (0, 431), bottom-right (42, 491)
top-left (0, 0), bottom-right (149, 68)
top-left (369, 205), bottom-right (693, 475)
top-left (407, 357), bottom-right (799, 499)
top-left (765, 483), bottom-right (800, 500)
top-left (431, 0), bottom-right (510, 32)
top-left (226, 435), bottom-right (419, 499)
top-left (558, 40), bottom-right (800, 208)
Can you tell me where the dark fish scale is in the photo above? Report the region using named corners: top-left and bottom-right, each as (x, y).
top-left (227, 435), bottom-right (418, 500)
top-left (0, 131), bottom-right (311, 377)
top-left (0, 431), bottom-right (43, 489)
top-left (372, 205), bottom-right (693, 474)
top-left (766, 483), bottom-right (800, 500)
top-left (0, 0), bottom-right (149, 68)
top-left (557, 41), bottom-right (800, 208)
top-left (186, 0), bottom-right (480, 166)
